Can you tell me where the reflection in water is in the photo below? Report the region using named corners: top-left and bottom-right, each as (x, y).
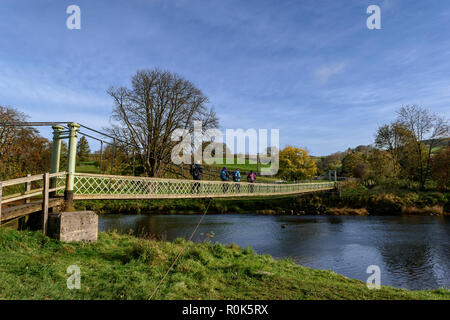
top-left (99, 214), bottom-right (450, 290)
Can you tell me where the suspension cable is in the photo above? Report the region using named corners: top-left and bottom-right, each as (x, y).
top-left (148, 198), bottom-right (214, 300)
top-left (0, 121), bottom-right (238, 179)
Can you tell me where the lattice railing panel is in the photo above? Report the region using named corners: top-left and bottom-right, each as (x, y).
top-left (55, 175), bottom-right (66, 195)
top-left (73, 173), bottom-right (335, 199)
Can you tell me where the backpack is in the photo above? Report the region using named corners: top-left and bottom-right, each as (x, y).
top-left (221, 170), bottom-right (228, 180)
top-left (191, 164), bottom-right (201, 179)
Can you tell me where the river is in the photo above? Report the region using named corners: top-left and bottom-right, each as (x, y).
top-left (98, 214), bottom-right (450, 290)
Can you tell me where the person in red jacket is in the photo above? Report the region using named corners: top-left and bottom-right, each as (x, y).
top-left (247, 170), bottom-right (256, 193)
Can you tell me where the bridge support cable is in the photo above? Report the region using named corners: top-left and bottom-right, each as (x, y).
top-left (111, 138), bottom-right (116, 175)
top-left (100, 141), bottom-right (103, 174)
top-left (3, 121), bottom-right (224, 179)
top-left (78, 124), bottom-right (224, 179)
top-left (148, 198), bottom-right (214, 300)
top-left (0, 121), bottom-right (253, 180)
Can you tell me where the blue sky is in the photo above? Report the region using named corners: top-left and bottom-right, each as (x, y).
top-left (0, 0), bottom-right (449, 155)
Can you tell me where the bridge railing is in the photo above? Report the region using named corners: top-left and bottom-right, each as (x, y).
top-left (0, 172), bottom-right (66, 229)
top-left (73, 173), bottom-right (335, 199)
top-left (0, 172), bottom-right (66, 204)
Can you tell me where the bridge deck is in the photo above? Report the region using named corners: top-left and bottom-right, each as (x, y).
top-left (0, 198), bottom-right (64, 223)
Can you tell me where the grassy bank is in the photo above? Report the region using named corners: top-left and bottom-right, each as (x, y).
top-left (0, 228), bottom-right (448, 300)
top-left (74, 188), bottom-right (449, 216)
top-left (335, 185), bottom-right (449, 216)
top-left (74, 195), bottom-right (302, 215)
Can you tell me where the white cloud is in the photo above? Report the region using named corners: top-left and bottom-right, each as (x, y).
top-left (0, 62), bottom-right (111, 112)
top-left (313, 62), bottom-right (347, 84)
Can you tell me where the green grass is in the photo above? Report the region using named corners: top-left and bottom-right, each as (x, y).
top-left (206, 157), bottom-right (278, 182)
top-left (0, 228), bottom-right (448, 300)
top-left (208, 157), bottom-right (271, 173)
top-left (76, 164), bottom-right (101, 174)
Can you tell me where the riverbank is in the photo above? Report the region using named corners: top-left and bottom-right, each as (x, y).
top-left (0, 228), bottom-right (448, 300)
top-left (74, 189), bottom-right (449, 216)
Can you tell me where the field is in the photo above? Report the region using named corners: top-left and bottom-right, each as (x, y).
top-left (76, 161), bottom-right (101, 174)
top-left (208, 157), bottom-right (261, 171)
top-left (206, 157), bottom-right (280, 182)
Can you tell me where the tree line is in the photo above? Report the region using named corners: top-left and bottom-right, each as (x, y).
top-left (317, 105), bottom-right (449, 191)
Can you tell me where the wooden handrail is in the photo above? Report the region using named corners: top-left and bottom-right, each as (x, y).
top-left (0, 173), bottom-right (44, 187)
top-left (0, 172), bottom-right (66, 205)
top-left (49, 171), bottom-right (67, 178)
top-left (0, 172), bottom-right (66, 187)
top-left (1, 189), bottom-right (43, 204)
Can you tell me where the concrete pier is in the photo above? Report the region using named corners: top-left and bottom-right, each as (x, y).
top-left (48, 211), bottom-right (98, 242)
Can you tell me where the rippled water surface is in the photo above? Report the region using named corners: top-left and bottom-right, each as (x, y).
top-left (99, 214), bottom-right (450, 290)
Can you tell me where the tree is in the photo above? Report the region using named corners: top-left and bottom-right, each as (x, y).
top-left (102, 143), bottom-right (134, 175)
top-left (0, 106), bottom-right (51, 179)
top-left (107, 69), bottom-right (218, 177)
top-left (59, 141), bottom-right (68, 171)
top-left (375, 122), bottom-right (412, 178)
top-left (354, 145), bottom-right (372, 155)
top-left (341, 152), bottom-right (364, 177)
top-left (396, 105), bottom-right (449, 189)
top-left (197, 141), bottom-right (232, 162)
top-left (0, 106), bottom-right (27, 164)
top-left (430, 146), bottom-right (450, 191)
top-left (317, 151), bottom-right (347, 175)
top-left (367, 149), bottom-right (395, 185)
top-left (342, 152), bottom-right (375, 186)
top-left (278, 146), bottom-right (317, 181)
top-left (76, 136), bottom-right (91, 163)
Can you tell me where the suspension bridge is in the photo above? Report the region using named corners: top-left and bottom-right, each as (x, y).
top-left (0, 122), bottom-right (337, 235)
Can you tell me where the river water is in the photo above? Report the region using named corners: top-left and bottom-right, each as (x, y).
top-left (98, 214), bottom-right (449, 290)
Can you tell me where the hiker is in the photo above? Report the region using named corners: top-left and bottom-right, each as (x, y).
top-left (232, 168), bottom-right (241, 192)
top-left (247, 170), bottom-right (256, 193)
top-left (190, 161), bottom-right (203, 194)
top-left (220, 167), bottom-right (230, 193)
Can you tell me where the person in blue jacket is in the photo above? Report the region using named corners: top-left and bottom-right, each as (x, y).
top-left (232, 168), bottom-right (241, 192)
top-left (220, 167), bottom-right (230, 193)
